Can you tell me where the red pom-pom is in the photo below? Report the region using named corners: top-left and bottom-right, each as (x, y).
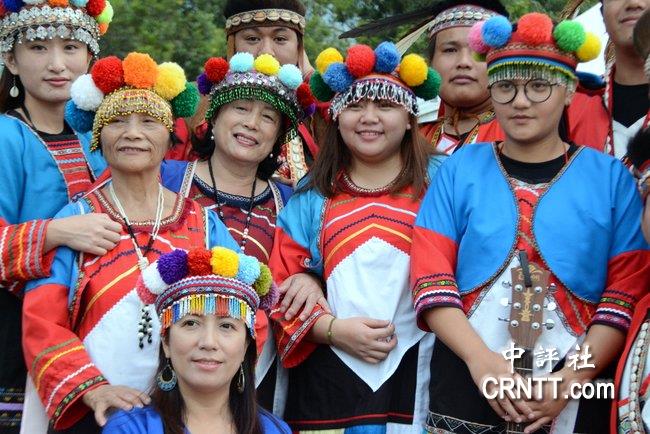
top-left (0, 3), bottom-right (7, 17)
top-left (187, 248), bottom-right (212, 276)
top-left (345, 44), bottom-right (376, 78)
top-left (515, 13), bottom-right (553, 45)
top-left (204, 57), bottom-right (229, 83)
top-left (86, 0), bottom-right (106, 16)
top-left (296, 82), bottom-right (316, 108)
top-left (91, 56), bottom-right (124, 94)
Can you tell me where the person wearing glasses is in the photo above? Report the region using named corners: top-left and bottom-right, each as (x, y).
top-left (411, 13), bottom-right (650, 434)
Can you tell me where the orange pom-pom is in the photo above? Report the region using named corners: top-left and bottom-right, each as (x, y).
top-left (345, 44), bottom-right (376, 78)
top-left (48, 0), bottom-right (69, 7)
top-left (516, 13), bottom-right (553, 46)
top-left (204, 57), bottom-right (229, 83)
top-left (98, 23), bottom-right (109, 35)
top-left (187, 248), bottom-right (213, 276)
top-left (91, 55), bottom-right (124, 94)
top-left (122, 52), bottom-right (158, 89)
top-left (86, 0), bottom-right (105, 16)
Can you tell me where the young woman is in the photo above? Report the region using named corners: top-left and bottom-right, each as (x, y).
top-left (269, 42), bottom-right (444, 432)
top-left (102, 247), bottom-right (289, 434)
top-left (411, 13), bottom-right (649, 433)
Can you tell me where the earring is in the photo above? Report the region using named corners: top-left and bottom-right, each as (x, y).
top-left (236, 364), bottom-right (245, 393)
top-left (268, 152), bottom-right (274, 159)
top-left (157, 359), bottom-right (177, 391)
top-left (9, 77), bottom-right (19, 98)
top-left (210, 134), bottom-right (215, 141)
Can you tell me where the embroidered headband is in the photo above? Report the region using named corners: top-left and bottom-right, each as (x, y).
top-left (64, 52), bottom-right (200, 149)
top-left (428, 4), bottom-right (499, 38)
top-left (225, 8), bottom-right (305, 35)
top-left (310, 41), bottom-right (442, 120)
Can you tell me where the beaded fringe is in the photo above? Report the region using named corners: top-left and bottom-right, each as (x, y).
top-left (330, 78), bottom-right (419, 120)
top-left (488, 62), bottom-right (576, 89)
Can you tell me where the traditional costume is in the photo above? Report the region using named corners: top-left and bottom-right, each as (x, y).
top-left (0, 0), bottom-right (112, 429)
top-left (411, 13), bottom-right (649, 433)
top-left (270, 42), bottom-right (444, 433)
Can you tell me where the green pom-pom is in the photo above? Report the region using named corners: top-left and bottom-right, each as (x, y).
top-left (472, 52), bottom-right (487, 62)
top-left (309, 71), bottom-right (334, 102)
top-left (253, 264), bottom-right (273, 297)
top-left (171, 82), bottom-right (200, 118)
top-left (553, 20), bottom-right (586, 53)
top-left (413, 68), bottom-right (441, 100)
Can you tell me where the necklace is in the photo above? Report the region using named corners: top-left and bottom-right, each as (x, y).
top-left (108, 182), bottom-right (165, 270)
top-left (340, 170), bottom-right (403, 197)
top-left (207, 158), bottom-right (257, 253)
top-left (626, 320), bottom-right (649, 433)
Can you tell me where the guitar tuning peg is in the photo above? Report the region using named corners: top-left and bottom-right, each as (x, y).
top-left (545, 301), bottom-right (557, 311)
top-left (543, 319), bottom-right (555, 330)
top-left (500, 297), bottom-right (511, 307)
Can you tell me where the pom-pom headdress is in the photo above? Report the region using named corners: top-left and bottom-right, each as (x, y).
top-left (64, 52), bottom-right (199, 150)
top-left (469, 12), bottom-right (602, 88)
top-left (0, 0), bottom-right (115, 57)
top-left (137, 247), bottom-right (279, 337)
top-left (311, 41), bottom-right (442, 121)
top-left (198, 52), bottom-right (315, 141)
top-left (223, 0), bottom-right (306, 36)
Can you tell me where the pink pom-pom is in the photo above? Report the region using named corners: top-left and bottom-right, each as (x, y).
top-left (345, 44), bottom-right (376, 78)
top-left (515, 13), bottom-right (553, 46)
top-left (468, 21), bottom-right (490, 54)
top-left (136, 277), bottom-right (157, 305)
top-left (259, 282), bottom-right (280, 311)
top-left (204, 57), bottom-right (229, 83)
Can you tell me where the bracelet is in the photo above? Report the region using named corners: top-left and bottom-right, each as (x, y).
top-left (326, 316), bottom-right (336, 345)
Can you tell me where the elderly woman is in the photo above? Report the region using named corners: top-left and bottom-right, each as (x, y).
top-left (21, 53), bottom-right (237, 433)
top-left (102, 247), bottom-right (290, 434)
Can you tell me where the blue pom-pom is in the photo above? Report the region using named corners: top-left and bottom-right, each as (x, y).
top-left (4, 0), bottom-right (24, 12)
top-left (374, 41), bottom-right (400, 73)
top-left (70, 0), bottom-right (88, 6)
top-left (482, 15), bottom-right (512, 48)
top-left (322, 62), bottom-right (354, 93)
top-left (278, 64), bottom-right (303, 90)
top-left (65, 101), bottom-right (94, 133)
top-left (229, 52), bottom-right (254, 73)
top-left (236, 254), bottom-right (261, 285)
top-left (196, 72), bottom-right (212, 95)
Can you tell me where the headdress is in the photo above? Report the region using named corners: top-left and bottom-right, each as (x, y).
top-left (0, 0), bottom-right (114, 57)
top-left (310, 41), bottom-right (442, 120)
top-left (196, 52), bottom-right (315, 140)
top-left (137, 247), bottom-right (279, 337)
top-left (223, 0), bottom-right (306, 36)
top-left (468, 12), bottom-right (601, 87)
top-left (64, 52), bottom-right (200, 150)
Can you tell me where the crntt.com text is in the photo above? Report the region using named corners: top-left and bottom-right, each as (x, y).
top-left (481, 377), bottom-right (614, 400)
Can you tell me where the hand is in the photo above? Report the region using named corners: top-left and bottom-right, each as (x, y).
top-left (522, 368), bottom-right (577, 433)
top-left (279, 273), bottom-right (331, 321)
top-left (46, 213), bottom-right (122, 255)
top-left (466, 349), bottom-right (534, 423)
top-left (330, 317), bottom-right (397, 364)
top-left (82, 385), bottom-right (150, 426)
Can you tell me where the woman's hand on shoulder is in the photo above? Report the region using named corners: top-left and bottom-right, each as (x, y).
top-left (278, 273), bottom-right (330, 321)
top-left (82, 384), bottom-right (150, 427)
top-left (330, 317), bottom-right (397, 364)
top-left (45, 213), bottom-right (122, 255)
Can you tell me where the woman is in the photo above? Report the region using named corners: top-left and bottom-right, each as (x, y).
top-left (161, 51), bottom-right (322, 414)
top-left (0, 0), bottom-right (115, 430)
top-left (269, 42), bottom-right (444, 432)
top-left (102, 247), bottom-right (290, 434)
top-left (410, 13), bottom-right (649, 433)
top-left (21, 52), bottom-right (238, 433)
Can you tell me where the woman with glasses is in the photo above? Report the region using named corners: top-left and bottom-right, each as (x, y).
top-left (411, 13), bottom-right (650, 434)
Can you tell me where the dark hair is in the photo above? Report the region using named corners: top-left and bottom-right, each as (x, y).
top-left (150, 333), bottom-right (261, 434)
top-left (0, 68), bottom-right (24, 113)
top-left (427, 35), bottom-right (437, 63)
top-left (305, 115), bottom-right (434, 198)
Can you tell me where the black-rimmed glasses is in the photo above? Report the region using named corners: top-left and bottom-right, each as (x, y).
top-left (488, 79), bottom-right (558, 104)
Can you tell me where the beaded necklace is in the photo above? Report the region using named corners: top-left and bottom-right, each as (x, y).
top-left (626, 320), bottom-right (650, 433)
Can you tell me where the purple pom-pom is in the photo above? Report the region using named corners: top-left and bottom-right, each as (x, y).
top-left (304, 103), bottom-right (316, 117)
top-left (259, 283), bottom-right (280, 311)
top-left (374, 41), bottom-right (400, 73)
top-left (196, 73), bottom-right (212, 95)
top-left (4, 0), bottom-right (24, 12)
top-left (156, 250), bottom-right (188, 284)
top-left (482, 15), bottom-right (512, 48)
top-left (64, 100), bottom-right (94, 133)
top-left (322, 62), bottom-right (353, 93)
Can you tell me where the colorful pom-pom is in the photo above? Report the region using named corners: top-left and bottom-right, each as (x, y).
top-left (204, 57), bottom-right (229, 83)
top-left (187, 248), bottom-right (212, 276)
top-left (253, 263), bottom-right (272, 297)
top-left (154, 62), bottom-right (186, 100)
top-left (141, 260), bottom-right (168, 295)
top-left (259, 282), bottom-right (279, 311)
top-left (0, 2), bottom-right (6, 15)
top-left (516, 13), bottom-right (553, 46)
top-left (91, 56), bottom-right (123, 94)
top-left (171, 82), bottom-right (199, 118)
top-left (576, 32), bottom-right (601, 62)
top-left (322, 62), bottom-right (353, 93)
top-left (64, 100), bottom-right (94, 133)
top-left (229, 52), bottom-right (254, 73)
top-left (254, 54), bottom-right (281, 76)
top-left (346, 44), bottom-right (376, 78)
top-left (157, 250), bottom-right (188, 284)
top-left (96, 0), bottom-right (113, 24)
top-left (98, 22), bottom-right (108, 35)
top-left (374, 41), bottom-right (400, 73)
top-left (553, 20), bottom-right (586, 53)
top-left (309, 72), bottom-right (334, 102)
top-left (70, 74), bottom-right (104, 111)
top-left (3, 0), bottom-right (23, 12)
top-left (468, 21), bottom-right (490, 54)
top-left (482, 15), bottom-right (512, 48)
top-left (48, 0), bottom-right (69, 7)
top-left (304, 103), bottom-right (316, 117)
top-left (236, 254), bottom-right (261, 285)
top-left (70, 0), bottom-right (87, 6)
top-left (123, 52), bottom-right (158, 89)
top-left (296, 82), bottom-right (316, 108)
top-left (85, 0), bottom-right (104, 16)
top-left (196, 72), bottom-right (212, 95)
top-left (413, 68), bottom-right (442, 101)
top-left (210, 247), bottom-right (239, 278)
top-left (135, 277), bottom-right (157, 305)
top-left (399, 53), bottom-right (428, 87)
top-left (315, 47), bottom-right (344, 75)
top-left (278, 64), bottom-right (303, 89)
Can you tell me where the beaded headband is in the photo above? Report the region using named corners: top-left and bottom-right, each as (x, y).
top-left (64, 52), bottom-right (199, 149)
top-left (197, 52), bottom-right (315, 139)
top-left (0, 0), bottom-right (113, 57)
top-left (468, 13), bottom-right (601, 86)
top-left (310, 42), bottom-right (442, 121)
top-left (428, 4), bottom-right (498, 38)
top-left (225, 8), bottom-right (305, 35)
top-left (137, 247), bottom-right (279, 337)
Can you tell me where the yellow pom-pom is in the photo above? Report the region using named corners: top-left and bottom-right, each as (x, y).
top-left (576, 32), bottom-right (601, 62)
top-left (210, 247), bottom-right (239, 278)
top-left (254, 54), bottom-right (280, 76)
top-left (398, 54), bottom-right (428, 87)
top-left (315, 48), bottom-right (344, 75)
top-left (154, 62), bottom-right (187, 100)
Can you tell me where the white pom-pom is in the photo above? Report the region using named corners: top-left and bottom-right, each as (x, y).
top-left (70, 74), bottom-right (104, 111)
top-left (141, 263), bottom-right (168, 295)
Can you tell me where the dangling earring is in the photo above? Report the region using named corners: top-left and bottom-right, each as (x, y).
top-left (157, 359), bottom-right (177, 391)
top-left (236, 364), bottom-right (245, 393)
top-left (268, 152), bottom-right (274, 159)
top-left (9, 77), bottom-right (19, 98)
